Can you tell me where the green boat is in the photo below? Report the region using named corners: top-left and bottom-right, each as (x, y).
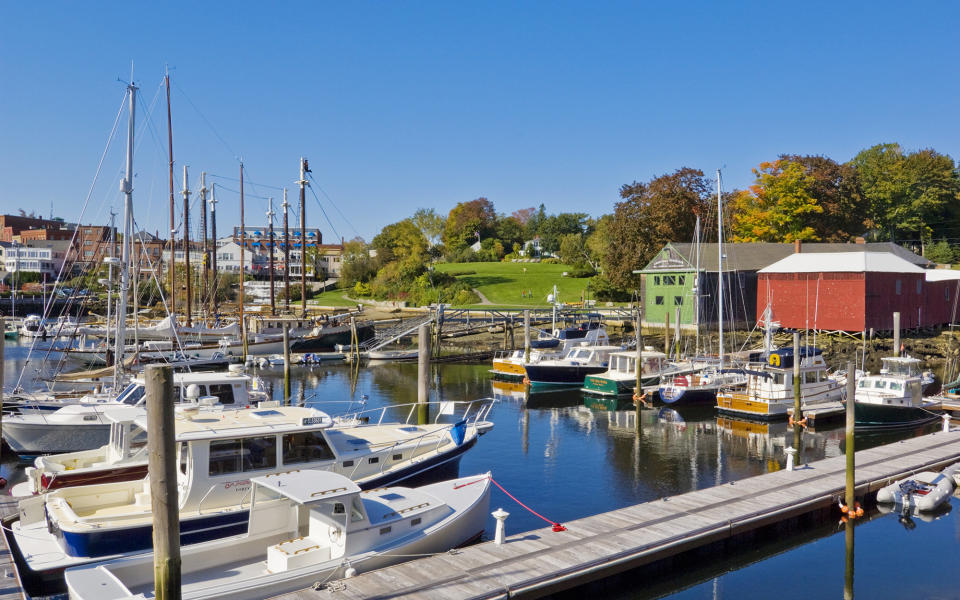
top-left (581, 350), bottom-right (668, 397)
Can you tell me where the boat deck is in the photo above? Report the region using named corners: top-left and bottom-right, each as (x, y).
top-left (270, 428), bottom-right (960, 600)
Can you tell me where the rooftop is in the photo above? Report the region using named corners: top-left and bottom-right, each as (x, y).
top-left (758, 251), bottom-right (926, 274)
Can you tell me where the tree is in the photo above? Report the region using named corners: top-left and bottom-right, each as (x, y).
top-left (338, 237), bottom-right (377, 288)
top-left (443, 198), bottom-right (497, 253)
top-left (494, 214), bottom-right (525, 251)
top-left (925, 239), bottom-right (955, 264)
top-left (585, 214), bottom-right (613, 271)
top-left (537, 212), bottom-right (588, 255)
top-left (371, 219), bottom-right (429, 279)
top-left (410, 208), bottom-right (445, 247)
top-left (850, 143), bottom-right (960, 244)
top-left (511, 207), bottom-right (535, 227)
top-left (780, 154), bottom-right (864, 242)
top-left (604, 168), bottom-right (712, 288)
top-left (730, 160), bottom-right (823, 242)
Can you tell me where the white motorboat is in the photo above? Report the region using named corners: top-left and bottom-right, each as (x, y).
top-left (11, 400), bottom-right (494, 579)
top-left (64, 469), bottom-right (491, 600)
top-left (876, 468), bottom-right (956, 511)
top-left (854, 356), bottom-right (942, 429)
top-left (523, 344), bottom-right (623, 387)
top-left (581, 349), bottom-right (670, 397)
top-left (19, 314), bottom-right (48, 338)
top-left (1, 368), bottom-right (269, 455)
top-left (491, 319), bottom-right (610, 379)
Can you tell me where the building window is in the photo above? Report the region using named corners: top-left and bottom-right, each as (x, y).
top-left (895, 280), bottom-right (902, 295)
top-left (946, 287), bottom-right (951, 302)
top-left (674, 296), bottom-right (683, 306)
top-left (678, 275), bottom-right (685, 285)
top-left (916, 280), bottom-right (922, 294)
top-left (655, 296), bottom-right (664, 305)
top-left (654, 276), bottom-right (661, 285)
top-left (663, 275), bottom-right (676, 285)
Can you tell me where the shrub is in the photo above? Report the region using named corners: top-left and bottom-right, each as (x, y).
top-left (565, 265), bottom-right (596, 278)
top-left (590, 274), bottom-right (631, 302)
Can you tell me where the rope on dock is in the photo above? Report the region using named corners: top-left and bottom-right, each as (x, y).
top-left (456, 475), bottom-right (567, 532)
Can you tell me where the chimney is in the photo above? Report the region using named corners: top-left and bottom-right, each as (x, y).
top-left (794, 239), bottom-right (802, 254)
top-left (855, 237), bottom-right (865, 244)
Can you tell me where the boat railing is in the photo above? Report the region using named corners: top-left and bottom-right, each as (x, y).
top-left (335, 398), bottom-right (496, 429)
top-left (196, 484), bottom-right (220, 515)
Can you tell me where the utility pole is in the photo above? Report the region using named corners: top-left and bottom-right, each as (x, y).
top-left (165, 69), bottom-right (176, 318)
top-left (240, 163), bottom-right (247, 359)
top-left (209, 183), bottom-right (218, 316)
top-left (298, 158), bottom-right (310, 319)
top-left (282, 188), bottom-right (290, 312)
top-left (182, 166), bottom-right (192, 327)
top-left (199, 172), bottom-right (208, 321)
top-left (267, 197), bottom-right (276, 315)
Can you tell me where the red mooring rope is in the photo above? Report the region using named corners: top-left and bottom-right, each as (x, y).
top-left (457, 476), bottom-right (567, 532)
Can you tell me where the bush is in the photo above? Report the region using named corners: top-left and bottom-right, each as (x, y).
top-left (565, 265), bottom-right (596, 278)
top-left (446, 270), bottom-right (477, 277)
top-left (589, 274), bottom-right (631, 302)
top-left (541, 258), bottom-right (561, 264)
top-left (353, 281), bottom-right (372, 297)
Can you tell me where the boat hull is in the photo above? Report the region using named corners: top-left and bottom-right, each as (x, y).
top-left (854, 401), bottom-right (942, 430)
top-left (1, 420), bottom-right (110, 456)
top-left (525, 364), bottom-right (607, 386)
top-left (716, 392), bottom-right (790, 420)
top-left (291, 323), bottom-right (375, 353)
top-left (658, 385), bottom-right (718, 405)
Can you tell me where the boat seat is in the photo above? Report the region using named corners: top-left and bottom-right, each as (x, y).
top-left (267, 536), bottom-right (330, 572)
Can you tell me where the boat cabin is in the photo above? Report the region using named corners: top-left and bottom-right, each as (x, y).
top-left (857, 356), bottom-right (923, 407)
top-left (114, 370), bottom-right (267, 408)
top-left (606, 351), bottom-right (668, 376)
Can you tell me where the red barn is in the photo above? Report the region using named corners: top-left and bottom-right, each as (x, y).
top-left (757, 252), bottom-right (929, 332)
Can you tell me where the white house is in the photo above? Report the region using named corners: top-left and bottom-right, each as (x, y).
top-left (0, 241), bottom-right (68, 277)
top-left (215, 241), bottom-right (260, 273)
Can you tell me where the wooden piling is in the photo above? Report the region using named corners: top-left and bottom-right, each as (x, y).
top-left (844, 517), bottom-right (855, 600)
top-left (634, 311), bottom-right (642, 433)
top-left (845, 359), bottom-right (855, 512)
top-left (893, 312), bottom-right (900, 357)
top-left (283, 324), bottom-right (291, 403)
top-left (418, 323), bottom-right (430, 425)
top-left (664, 311), bottom-right (670, 358)
top-left (241, 315), bottom-right (248, 362)
top-left (792, 331), bottom-right (803, 467)
top-left (674, 306), bottom-right (681, 358)
top-left (523, 310), bottom-right (531, 363)
top-left (146, 365), bottom-right (181, 600)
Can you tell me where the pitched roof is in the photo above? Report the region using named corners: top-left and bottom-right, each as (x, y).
top-left (759, 251), bottom-right (925, 274)
top-left (643, 242), bottom-right (930, 273)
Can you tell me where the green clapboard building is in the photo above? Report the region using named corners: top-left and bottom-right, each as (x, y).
top-left (639, 241), bottom-right (928, 329)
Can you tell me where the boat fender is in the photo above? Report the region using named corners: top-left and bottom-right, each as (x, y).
top-left (344, 566), bottom-right (357, 578)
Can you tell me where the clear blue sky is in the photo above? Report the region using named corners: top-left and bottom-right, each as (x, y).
top-left (1, 2), bottom-right (958, 243)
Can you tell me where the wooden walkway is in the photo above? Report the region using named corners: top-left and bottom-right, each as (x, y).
top-left (272, 428), bottom-right (960, 600)
top-left (0, 495), bottom-right (25, 600)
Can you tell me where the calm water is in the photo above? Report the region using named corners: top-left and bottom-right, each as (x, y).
top-left (2, 340), bottom-right (958, 599)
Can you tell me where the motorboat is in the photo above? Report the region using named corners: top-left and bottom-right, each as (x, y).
top-left (63, 470), bottom-right (491, 600)
top-left (854, 356), bottom-right (942, 429)
top-left (659, 365), bottom-right (748, 405)
top-left (876, 469), bottom-right (956, 511)
top-left (581, 349), bottom-right (669, 397)
top-left (1, 368), bottom-right (270, 456)
top-left (491, 320), bottom-right (610, 380)
top-left (523, 344), bottom-right (622, 388)
top-left (11, 400), bottom-right (495, 580)
top-left (716, 346), bottom-right (844, 420)
top-left (19, 314), bottom-right (48, 338)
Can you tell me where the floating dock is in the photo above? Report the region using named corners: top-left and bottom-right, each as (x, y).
top-left (0, 495), bottom-right (24, 600)
top-left (272, 428), bottom-right (960, 600)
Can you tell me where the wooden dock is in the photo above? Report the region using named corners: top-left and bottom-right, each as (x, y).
top-left (272, 428), bottom-right (960, 600)
top-left (0, 494), bottom-right (25, 600)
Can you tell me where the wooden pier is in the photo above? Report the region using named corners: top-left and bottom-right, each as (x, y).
top-left (0, 495), bottom-right (25, 600)
top-left (272, 428), bottom-right (960, 600)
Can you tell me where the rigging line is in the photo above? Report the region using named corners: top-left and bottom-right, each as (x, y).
top-left (207, 173), bottom-right (285, 192)
top-left (15, 88), bottom-right (128, 391)
top-left (171, 79), bottom-right (240, 163)
top-left (307, 172), bottom-right (360, 238)
top-left (213, 183), bottom-right (272, 201)
top-left (306, 181), bottom-right (342, 243)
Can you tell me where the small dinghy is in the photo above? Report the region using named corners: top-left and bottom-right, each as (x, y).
top-left (876, 470), bottom-right (956, 512)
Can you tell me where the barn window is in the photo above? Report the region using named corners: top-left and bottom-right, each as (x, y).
top-left (654, 276), bottom-right (661, 285)
top-left (678, 275), bottom-right (686, 285)
top-left (946, 287), bottom-right (951, 302)
top-left (655, 296), bottom-right (664, 305)
top-left (663, 275), bottom-right (676, 285)
top-left (916, 280), bottom-right (922, 294)
top-left (674, 296), bottom-right (683, 306)
top-left (895, 280), bottom-right (902, 295)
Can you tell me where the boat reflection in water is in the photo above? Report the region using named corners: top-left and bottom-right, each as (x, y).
top-left (490, 379), bottom-right (528, 402)
top-left (716, 414), bottom-right (845, 466)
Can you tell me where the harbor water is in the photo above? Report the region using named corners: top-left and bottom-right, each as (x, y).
top-left (2, 340), bottom-right (958, 598)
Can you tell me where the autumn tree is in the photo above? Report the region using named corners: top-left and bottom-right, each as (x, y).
top-left (410, 208), bottom-right (445, 247)
top-left (338, 237), bottom-right (378, 288)
top-left (730, 159), bottom-right (824, 242)
top-left (443, 197), bottom-right (497, 253)
top-left (850, 143), bottom-right (960, 245)
top-left (371, 219), bottom-right (429, 279)
top-left (604, 168), bottom-right (712, 288)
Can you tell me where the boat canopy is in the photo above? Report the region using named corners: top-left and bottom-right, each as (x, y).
top-left (252, 469), bottom-right (360, 504)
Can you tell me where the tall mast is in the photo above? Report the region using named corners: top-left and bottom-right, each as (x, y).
top-left (282, 188), bottom-right (290, 311)
top-left (209, 183), bottom-right (218, 316)
top-left (199, 171), bottom-right (209, 321)
top-left (165, 70), bottom-right (176, 318)
top-left (104, 208), bottom-right (116, 348)
top-left (693, 214), bottom-right (701, 356)
top-left (182, 165), bottom-right (192, 327)
top-left (267, 197), bottom-right (276, 315)
top-left (115, 80), bottom-right (137, 388)
top-left (716, 169), bottom-right (724, 370)
top-left (298, 158), bottom-right (309, 319)
top-left (240, 163), bottom-right (246, 352)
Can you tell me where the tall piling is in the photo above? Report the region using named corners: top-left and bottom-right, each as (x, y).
top-left (664, 311), bottom-right (670, 358)
top-left (845, 359), bottom-right (855, 512)
top-left (844, 517), bottom-right (855, 600)
top-left (635, 310), bottom-right (643, 433)
top-left (674, 306), bottom-right (681, 357)
top-left (418, 323), bottom-right (430, 425)
top-left (792, 331), bottom-right (803, 468)
top-left (523, 310), bottom-right (531, 363)
top-left (146, 365), bottom-right (181, 600)
top-left (893, 312), bottom-right (901, 357)
top-left (283, 323), bottom-right (291, 403)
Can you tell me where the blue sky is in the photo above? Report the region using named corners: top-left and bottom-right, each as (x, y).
top-left (1, 2), bottom-right (958, 242)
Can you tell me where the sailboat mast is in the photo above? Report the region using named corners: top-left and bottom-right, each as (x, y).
top-left (693, 215), bottom-right (701, 356)
top-left (240, 163), bottom-right (246, 355)
top-left (716, 169), bottom-right (724, 370)
top-left (114, 81), bottom-right (137, 387)
top-left (105, 208), bottom-right (116, 349)
top-left (183, 166), bottom-right (192, 327)
top-left (267, 197), bottom-right (276, 315)
top-left (282, 188), bottom-right (290, 312)
top-left (209, 183), bottom-right (218, 316)
top-left (298, 158), bottom-right (309, 319)
top-left (199, 172), bottom-right (209, 321)
top-left (165, 71), bottom-right (176, 319)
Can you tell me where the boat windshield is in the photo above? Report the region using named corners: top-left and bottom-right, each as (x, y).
top-left (118, 383), bottom-right (146, 405)
top-left (883, 359), bottom-right (920, 377)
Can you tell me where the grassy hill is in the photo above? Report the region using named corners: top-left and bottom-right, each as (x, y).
top-left (433, 262), bottom-right (595, 307)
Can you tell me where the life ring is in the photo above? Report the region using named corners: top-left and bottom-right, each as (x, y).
top-left (769, 353), bottom-right (781, 367)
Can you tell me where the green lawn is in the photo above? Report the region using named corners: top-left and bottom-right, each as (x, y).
top-left (434, 262), bottom-right (595, 307)
top-left (307, 287), bottom-right (359, 307)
